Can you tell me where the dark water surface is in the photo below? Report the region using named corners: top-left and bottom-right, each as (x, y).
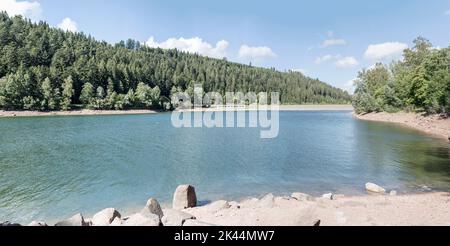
top-left (0, 111), bottom-right (449, 223)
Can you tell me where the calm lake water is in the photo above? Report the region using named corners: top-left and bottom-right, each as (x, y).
top-left (1, 111), bottom-right (449, 223)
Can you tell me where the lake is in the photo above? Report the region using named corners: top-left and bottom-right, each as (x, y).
top-left (1, 111), bottom-right (449, 223)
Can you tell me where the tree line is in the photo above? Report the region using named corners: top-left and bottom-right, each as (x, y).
top-left (0, 13), bottom-right (351, 111)
top-left (353, 37), bottom-right (450, 115)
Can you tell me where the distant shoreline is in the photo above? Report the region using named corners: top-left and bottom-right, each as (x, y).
top-left (0, 105), bottom-right (353, 118)
top-left (355, 112), bottom-right (450, 140)
top-left (0, 109), bottom-right (159, 118)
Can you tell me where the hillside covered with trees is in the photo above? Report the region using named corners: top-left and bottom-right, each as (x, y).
top-left (0, 13), bottom-right (350, 111)
top-left (353, 37), bottom-right (450, 115)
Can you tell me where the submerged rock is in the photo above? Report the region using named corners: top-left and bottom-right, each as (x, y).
top-left (122, 213), bottom-right (160, 226)
top-left (141, 198), bottom-right (164, 219)
top-left (161, 209), bottom-right (196, 226)
top-left (173, 185), bottom-right (197, 210)
top-left (55, 213), bottom-right (89, 226)
top-left (92, 208), bottom-right (121, 226)
top-left (365, 183), bottom-right (386, 194)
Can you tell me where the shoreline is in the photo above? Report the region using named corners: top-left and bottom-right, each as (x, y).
top-left (354, 112), bottom-right (450, 140)
top-left (8, 186), bottom-right (450, 226)
top-left (0, 109), bottom-right (159, 118)
top-left (0, 105), bottom-right (353, 118)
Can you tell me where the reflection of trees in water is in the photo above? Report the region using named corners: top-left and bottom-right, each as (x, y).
top-left (355, 120), bottom-right (450, 185)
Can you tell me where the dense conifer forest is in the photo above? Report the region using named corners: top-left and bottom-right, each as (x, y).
top-left (0, 13), bottom-right (350, 111)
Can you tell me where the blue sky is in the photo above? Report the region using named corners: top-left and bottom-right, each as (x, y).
top-left (2, 0), bottom-right (450, 92)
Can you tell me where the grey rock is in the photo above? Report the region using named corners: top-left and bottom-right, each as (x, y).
top-left (110, 217), bottom-right (122, 226)
top-left (55, 213), bottom-right (89, 226)
top-left (0, 221), bottom-right (21, 226)
top-left (122, 213), bottom-right (160, 226)
top-left (161, 209), bottom-right (196, 226)
top-left (28, 221), bottom-right (48, 226)
top-left (322, 193), bottom-right (334, 200)
top-left (365, 183), bottom-right (386, 194)
top-left (291, 192), bottom-right (315, 201)
top-left (141, 198), bottom-right (164, 219)
top-left (173, 185), bottom-right (197, 210)
top-left (91, 208), bottom-right (121, 226)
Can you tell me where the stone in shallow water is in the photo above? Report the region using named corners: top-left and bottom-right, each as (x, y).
top-left (365, 183), bottom-right (386, 194)
top-left (92, 208), bottom-right (121, 226)
top-left (173, 185), bottom-right (197, 210)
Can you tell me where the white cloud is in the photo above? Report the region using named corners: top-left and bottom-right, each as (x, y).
top-left (146, 37), bottom-right (228, 59)
top-left (335, 56), bottom-right (359, 68)
top-left (238, 45), bottom-right (277, 61)
top-left (315, 54), bottom-right (340, 64)
top-left (0, 0), bottom-right (42, 20)
top-left (445, 10), bottom-right (450, 15)
top-left (343, 78), bottom-right (357, 94)
top-left (58, 18), bottom-right (78, 32)
top-left (321, 39), bottom-right (347, 48)
top-left (364, 42), bottom-right (408, 61)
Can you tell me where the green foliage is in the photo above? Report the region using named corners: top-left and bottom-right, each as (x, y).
top-left (79, 82), bottom-right (94, 106)
top-left (353, 37), bottom-right (450, 114)
top-left (0, 12), bottom-right (350, 111)
top-left (61, 76), bottom-right (74, 110)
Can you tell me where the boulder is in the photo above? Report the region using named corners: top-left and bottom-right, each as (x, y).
top-left (173, 185), bottom-right (197, 210)
top-left (161, 209), bottom-right (196, 226)
top-left (110, 217), bottom-right (122, 226)
top-left (258, 193), bottom-right (275, 207)
top-left (28, 221), bottom-right (48, 226)
top-left (55, 213), bottom-right (89, 226)
top-left (183, 219), bottom-right (215, 226)
top-left (0, 221), bottom-right (21, 226)
top-left (365, 183), bottom-right (386, 194)
top-left (291, 192), bottom-right (315, 201)
top-left (322, 193), bottom-right (334, 200)
top-left (91, 208), bottom-right (121, 226)
top-left (141, 198), bottom-right (164, 219)
top-left (122, 213), bottom-right (160, 226)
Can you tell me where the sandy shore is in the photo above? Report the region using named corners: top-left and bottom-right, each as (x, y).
top-left (0, 109), bottom-right (158, 118)
top-left (177, 104), bottom-right (353, 112)
top-left (0, 105), bottom-right (353, 118)
top-left (184, 192), bottom-right (450, 226)
top-left (355, 112), bottom-right (450, 140)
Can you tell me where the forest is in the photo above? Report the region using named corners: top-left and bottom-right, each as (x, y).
top-left (0, 13), bottom-right (350, 111)
top-left (353, 37), bottom-right (450, 115)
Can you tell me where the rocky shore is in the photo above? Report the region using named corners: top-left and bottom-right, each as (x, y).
top-left (355, 112), bottom-right (450, 140)
top-left (2, 183), bottom-right (450, 226)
